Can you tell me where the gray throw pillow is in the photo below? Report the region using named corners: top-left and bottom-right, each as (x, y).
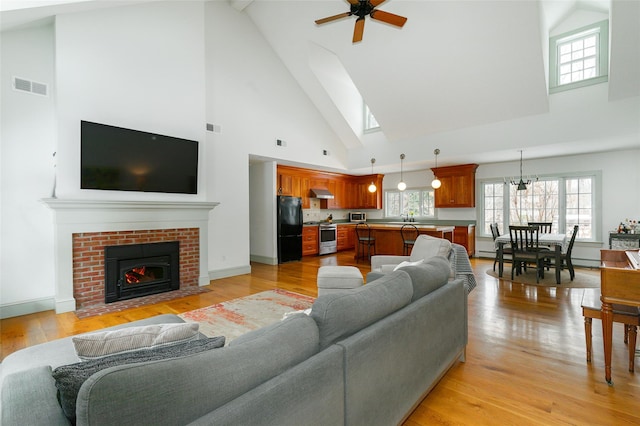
top-left (52, 336), bottom-right (225, 422)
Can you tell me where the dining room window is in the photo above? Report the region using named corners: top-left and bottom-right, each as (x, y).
top-left (481, 174), bottom-right (597, 240)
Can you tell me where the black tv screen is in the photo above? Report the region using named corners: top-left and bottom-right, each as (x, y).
top-left (81, 121), bottom-right (198, 194)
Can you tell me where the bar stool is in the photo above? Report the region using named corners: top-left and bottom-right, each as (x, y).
top-left (400, 224), bottom-right (419, 255)
top-left (355, 222), bottom-right (376, 262)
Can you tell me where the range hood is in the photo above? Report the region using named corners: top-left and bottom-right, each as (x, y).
top-left (310, 188), bottom-right (334, 199)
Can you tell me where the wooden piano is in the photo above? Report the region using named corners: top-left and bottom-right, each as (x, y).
top-left (600, 249), bottom-right (640, 384)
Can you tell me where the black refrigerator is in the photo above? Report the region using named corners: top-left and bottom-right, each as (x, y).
top-left (277, 195), bottom-right (303, 263)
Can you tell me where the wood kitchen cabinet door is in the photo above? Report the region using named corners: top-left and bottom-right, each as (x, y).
top-left (433, 164), bottom-right (478, 208)
top-left (302, 226), bottom-right (319, 256)
top-left (337, 225), bottom-right (355, 251)
top-left (278, 173), bottom-right (293, 195)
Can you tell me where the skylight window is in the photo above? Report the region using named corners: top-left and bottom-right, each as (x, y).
top-left (364, 103), bottom-right (380, 132)
top-left (549, 20), bottom-right (608, 93)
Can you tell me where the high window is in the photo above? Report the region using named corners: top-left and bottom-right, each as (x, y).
top-left (482, 174), bottom-right (598, 240)
top-left (385, 188), bottom-right (435, 219)
top-left (364, 103), bottom-right (380, 132)
top-left (549, 20), bottom-right (608, 93)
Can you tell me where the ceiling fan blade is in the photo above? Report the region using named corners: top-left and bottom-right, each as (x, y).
top-left (370, 0), bottom-right (387, 7)
top-left (353, 17), bottom-right (365, 43)
top-left (347, 0), bottom-right (360, 5)
top-left (315, 12), bottom-right (352, 25)
top-left (370, 9), bottom-right (407, 28)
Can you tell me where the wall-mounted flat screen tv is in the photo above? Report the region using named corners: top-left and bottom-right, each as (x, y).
top-left (81, 120), bottom-right (198, 194)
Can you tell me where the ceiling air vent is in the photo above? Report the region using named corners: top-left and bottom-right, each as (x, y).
top-left (13, 76), bottom-right (48, 97)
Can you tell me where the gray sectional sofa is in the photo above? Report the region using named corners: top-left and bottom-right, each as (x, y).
top-left (1, 256), bottom-right (467, 426)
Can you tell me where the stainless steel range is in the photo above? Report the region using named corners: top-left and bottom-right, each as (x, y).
top-left (318, 223), bottom-right (337, 255)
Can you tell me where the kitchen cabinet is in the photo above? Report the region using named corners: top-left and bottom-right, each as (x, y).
top-left (300, 177), bottom-right (310, 208)
top-left (302, 226), bottom-right (319, 256)
top-left (276, 165), bottom-right (384, 210)
top-left (453, 225), bottom-right (475, 257)
top-left (337, 224), bottom-right (355, 251)
top-left (432, 164), bottom-right (478, 208)
top-left (355, 175), bottom-right (384, 209)
top-left (278, 173), bottom-right (293, 196)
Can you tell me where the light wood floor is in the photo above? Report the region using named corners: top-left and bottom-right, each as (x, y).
top-left (2, 253), bottom-right (639, 425)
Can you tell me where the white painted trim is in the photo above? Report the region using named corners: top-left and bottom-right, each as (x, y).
top-left (1, 297), bottom-right (55, 319)
top-left (41, 199), bottom-right (219, 313)
top-left (250, 254), bottom-right (278, 265)
top-left (209, 264), bottom-right (251, 280)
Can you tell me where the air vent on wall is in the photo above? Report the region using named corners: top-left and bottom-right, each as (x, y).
top-left (13, 76), bottom-right (48, 97)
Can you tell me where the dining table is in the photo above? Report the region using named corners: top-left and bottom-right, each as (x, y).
top-left (495, 233), bottom-right (568, 284)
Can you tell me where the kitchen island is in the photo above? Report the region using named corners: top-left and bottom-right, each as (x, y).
top-left (357, 223), bottom-right (455, 257)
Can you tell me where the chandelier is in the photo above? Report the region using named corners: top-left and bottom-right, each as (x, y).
top-left (510, 150), bottom-right (537, 191)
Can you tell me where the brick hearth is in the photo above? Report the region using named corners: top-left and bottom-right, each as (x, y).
top-left (72, 228), bottom-right (200, 311)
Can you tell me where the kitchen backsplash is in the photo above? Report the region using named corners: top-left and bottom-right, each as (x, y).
top-left (303, 199), bottom-right (382, 222)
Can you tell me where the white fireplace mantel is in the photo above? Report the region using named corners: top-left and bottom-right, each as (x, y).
top-left (42, 198), bottom-right (219, 313)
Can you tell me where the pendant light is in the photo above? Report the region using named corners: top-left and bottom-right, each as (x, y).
top-left (510, 150), bottom-right (534, 191)
top-left (397, 154), bottom-right (406, 191)
top-left (368, 158), bottom-right (377, 193)
top-left (431, 148), bottom-right (441, 189)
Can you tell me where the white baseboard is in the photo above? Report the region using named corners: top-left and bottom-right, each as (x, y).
top-left (249, 254), bottom-right (278, 265)
top-left (1, 297), bottom-right (55, 319)
top-left (208, 264), bottom-right (252, 280)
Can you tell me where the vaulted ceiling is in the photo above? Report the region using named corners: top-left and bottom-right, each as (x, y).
top-left (2, 0), bottom-right (639, 172)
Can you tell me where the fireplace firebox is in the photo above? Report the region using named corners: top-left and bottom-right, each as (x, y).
top-left (105, 241), bottom-right (180, 303)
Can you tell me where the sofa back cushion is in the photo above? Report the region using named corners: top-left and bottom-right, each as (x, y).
top-left (395, 256), bottom-right (452, 302)
top-left (409, 235), bottom-right (451, 262)
top-left (311, 270), bottom-right (413, 349)
top-left (75, 314), bottom-right (321, 426)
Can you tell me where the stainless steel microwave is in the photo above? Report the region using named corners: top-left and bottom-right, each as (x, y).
top-left (349, 212), bottom-right (366, 222)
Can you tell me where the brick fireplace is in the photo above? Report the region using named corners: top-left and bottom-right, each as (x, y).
top-left (73, 228), bottom-right (199, 309)
top-left (42, 199), bottom-right (219, 314)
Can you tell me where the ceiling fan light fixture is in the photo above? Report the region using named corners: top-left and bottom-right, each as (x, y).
top-left (315, 0), bottom-right (408, 43)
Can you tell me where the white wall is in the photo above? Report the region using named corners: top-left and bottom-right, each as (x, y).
top-left (203, 2), bottom-right (344, 277)
top-left (1, 25), bottom-right (57, 314)
top-left (54, 1), bottom-right (207, 200)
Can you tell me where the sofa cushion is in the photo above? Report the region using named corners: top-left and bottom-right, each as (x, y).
top-left (53, 336), bottom-right (225, 422)
top-left (72, 322), bottom-right (200, 360)
top-left (396, 256), bottom-right (452, 302)
top-left (393, 259), bottom-right (424, 271)
top-left (409, 234), bottom-right (452, 262)
top-left (310, 270), bottom-right (413, 349)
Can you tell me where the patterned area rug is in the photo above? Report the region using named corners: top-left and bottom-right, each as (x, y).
top-left (486, 267), bottom-right (600, 288)
top-left (178, 289), bottom-right (315, 344)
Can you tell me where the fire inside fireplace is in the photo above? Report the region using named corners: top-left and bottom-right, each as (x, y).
top-left (105, 241), bottom-right (180, 303)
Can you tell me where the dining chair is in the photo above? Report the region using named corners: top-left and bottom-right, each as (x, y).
top-left (528, 222), bottom-right (553, 233)
top-left (490, 222), bottom-right (512, 272)
top-left (547, 225), bottom-right (579, 281)
top-left (400, 224), bottom-right (419, 256)
top-left (508, 225), bottom-right (547, 283)
top-left (355, 222), bottom-right (376, 262)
